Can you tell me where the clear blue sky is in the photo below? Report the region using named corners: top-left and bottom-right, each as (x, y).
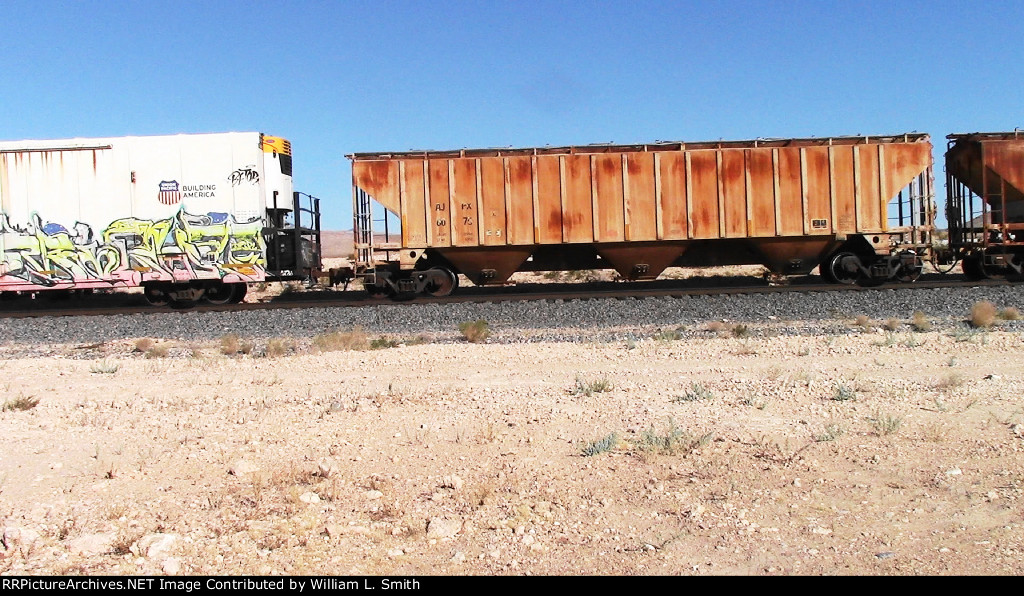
top-left (2, 0), bottom-right (1021, 230)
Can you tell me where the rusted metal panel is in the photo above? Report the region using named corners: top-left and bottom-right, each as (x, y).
top-left (803, 146), bottom-right (832, 234)
top-left (479, 157), bottom-right (506, 246)
top-left (747, 148), bottom-right (776, 236)
top-left (353, 161), bottom-right (400, 214)
top-left (434, 247), bottom-right (531, 286)
top-left (626, 152), bottom-right (658, 241)
top-left (777, 147), bottom-right (803, 235)
top-left (427, 160), bottom-right (451, 247)
top-left (946, 134), bottom-right (1024, 242)
top-left (983, 140), bottom-right (1024, 197)
top-left (563, 155), bottom-right (594, 243)
top-left (947, 136), bottom-right (1024, 210)
top-left (593, 154), bottom-right (624, 242)
top-left (535, 155), bottom-right (562, 244)
top-left (451, 159), bottom-right (479, 246)
top-left (505, 156), bottom-right (534, 245)
top-left (350, 134), bottom-right (933, 259)
top-left (400, 161), bottom-right (427, 247)
top-left (596, 245), bottom-right (686, 280)
top-left (688, 150), bottom-right (719, 239)
top-left (856, 146), bottom-right (881, 231)
top-left (882, 142), bottom-right (932, 203)
top-left (721, 149), bottom-right (747, 237)
top-left (831, 145), bottom-right (857, 232)
top-left (751, 237), bottom-right (838, 274)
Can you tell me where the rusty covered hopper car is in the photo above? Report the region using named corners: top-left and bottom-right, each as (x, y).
top-left (946, 131), bottom-right (1024, 279)
top-left (350, 134), bottom-right (935, 297)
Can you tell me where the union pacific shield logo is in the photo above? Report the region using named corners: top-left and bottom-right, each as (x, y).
top-left (158, 180), bottom-right (180, 205)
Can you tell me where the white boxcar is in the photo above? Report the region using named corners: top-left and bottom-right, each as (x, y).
top-left (0, 132), bottom-right (320, 306)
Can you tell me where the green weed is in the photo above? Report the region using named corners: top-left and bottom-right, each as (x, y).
top-left (673, 383), bottom-right (713, 402)
top-left (572, 376), bottom-right (613, 397)
top-left (581, 432), bottom-right (619, 457)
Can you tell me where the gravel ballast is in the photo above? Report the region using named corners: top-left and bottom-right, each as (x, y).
top-left (0, 285), bottom-right (1021, 348)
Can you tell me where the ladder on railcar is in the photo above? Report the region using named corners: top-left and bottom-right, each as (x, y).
top-left (354, 187), bottom-right (398, 269)
top-left (355, 187), bottom-right (375, 267)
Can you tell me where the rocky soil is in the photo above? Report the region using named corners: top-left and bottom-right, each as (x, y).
top-left (1, 275), bottom-right (1023, 576)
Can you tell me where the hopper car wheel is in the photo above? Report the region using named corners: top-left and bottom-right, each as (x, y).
top-left (961, 253), bottom-right (984, 280)
top-left (963, 251), bottom-right (1005, 280)
top-left (204, 283), bottom-right (235, 305)
top-left (980, 254), bottom-right (1007, 280)
top-left (424, 267), bottom-right (458, 297)
top-left (896, 253), bottom-right (923, 283)
top-left (819, 263), bottom-right (837, 284)
top-left (825, 252), bottom-right (860, 285)
top-left (229, 283), bottom-right (248, 304)
top-left (143, 285), bottom-right (170, 307)
top-left (897, 268), bottom-right (923, 283)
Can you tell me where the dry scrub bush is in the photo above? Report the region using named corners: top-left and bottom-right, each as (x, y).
top-left (571, 376), bottom-right (613, 397)
top-left (144, 343), bottom-right (170, 359)
top-left (220, 334), bottom-right (254, 356)
top-left (265, 338), bottom-right (293, 358)
top-left (90, 360), bottom-right (119, 374)
top-left (133, 338), bottom-right (155, 353)
top-left (705, 321), bottom-right (727, 335)
top-left (459, 320), bottom-right (491, 343)
top-left (855, 315), bottom-right (872, 329)
top-left (883, 318), bottom-right (901, 331)
top-left (1000, 306), bottom-right (1021, 321)
top-left (313, 327), bottom-right (369, 351)
top-left (871, 411), bottom-right (903, 436)
top-left (934, 372), bottom-right (965, 391)
top-left (970, 301), bottom-right (998, 329)
top-left (2, 394), bottom-right (39, 411)
top-left (911, 311), bottom-right (932, 332)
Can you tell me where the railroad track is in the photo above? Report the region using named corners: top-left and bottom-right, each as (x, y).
top-left (0, 274), bottom-right (1014, 319)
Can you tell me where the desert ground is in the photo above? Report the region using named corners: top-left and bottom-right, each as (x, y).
top-left (1, 307), bottom-right (1022, 576)
top-left (0, 233), bottom-right (1021, 575)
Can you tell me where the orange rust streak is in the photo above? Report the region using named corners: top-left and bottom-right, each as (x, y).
top-left (623, 153), bottom-right (657, 241)
top-left (506, 156), bottom-right (535, 245)
top-left (688, 151), bottom-right (719, 239)
top-left (777, 147), bottom-right (803, 236)
top-left (747, 148), bottom-right (776, 237)
top-left (428, 160), bottom-right (451, 247)
top-left (721, 149), bottom-right (747, 237)
top-left (803, 147), bottom-right (831, 233)
top-left (657, 152), bottom-right (686, 239)
top-left (535, 155), bottom-right (563, 244)
top-left (594, 154), bottom-right (624, 242)
top-left (563, 155), bottom-right (594, 243)
top-left (831, 146), bottom-right (856, 233)
top-left (479, 158), bottom-right (507, 246)
top-left (452, 159), bottom-right (479, 246)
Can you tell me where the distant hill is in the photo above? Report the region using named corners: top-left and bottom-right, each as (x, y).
top-left (321, 230), bottom-right (354, 258)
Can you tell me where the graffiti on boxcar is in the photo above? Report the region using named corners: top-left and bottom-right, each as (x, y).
top-left (228, 166), bottom-right (260, 186)
top-left (0, 209), bottom-right (267, 289)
